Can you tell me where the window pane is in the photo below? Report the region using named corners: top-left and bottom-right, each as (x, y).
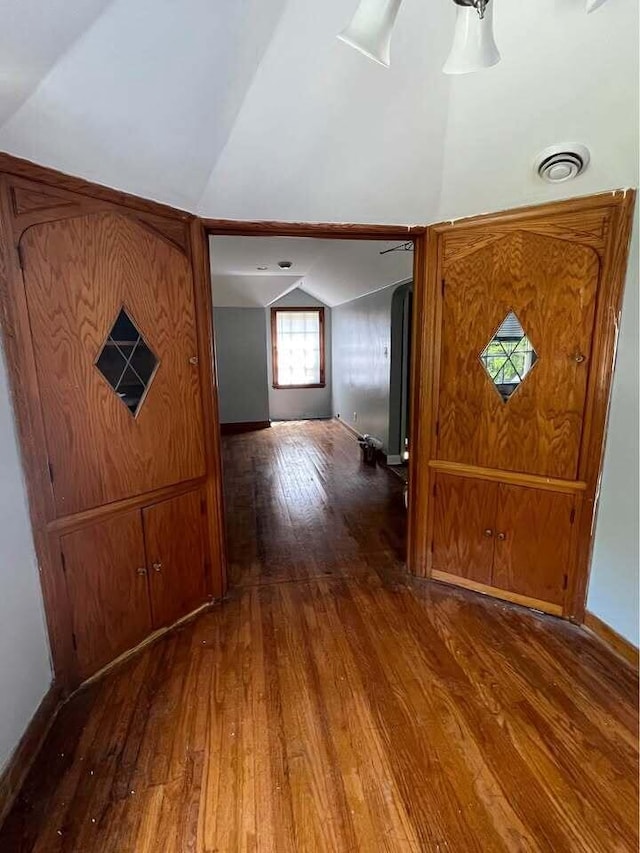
top-left (275, 310), bottom-right (322, 386)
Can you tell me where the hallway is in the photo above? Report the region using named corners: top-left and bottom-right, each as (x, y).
top-left (222, 420), bottom-right (407, 587)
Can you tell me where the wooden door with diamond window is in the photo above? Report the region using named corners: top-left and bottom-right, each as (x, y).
top-left (436, 231), bottom-right (600, 480)
top-left (428, 228), bottom-right (602, 611)
top-left (21, 212), bottom-right (206, 516)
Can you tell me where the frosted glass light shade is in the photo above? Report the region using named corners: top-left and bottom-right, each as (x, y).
top-left (443, 3), bottom-right (501, 75)
top-left (337, 0), bottom-right (404, 68)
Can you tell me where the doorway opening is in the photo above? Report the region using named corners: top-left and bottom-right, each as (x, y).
top-left (387, 280), bottom-right (413, 485)
top-left (206, 229), bottom-right (418, 589)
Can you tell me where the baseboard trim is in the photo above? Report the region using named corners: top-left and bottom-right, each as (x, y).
top-left (220, 420), bottom-right (270, 435)
top-left (584, 611), bottom-right (639, 670)
top-left (431, 570), bottom-right (563, 617)
top-left (74, 601), bottom-right (215, 695)
top-left (333, 416), bottom-right (361, 439)
top-left (0, 684), bottom-right (61, 828)
top-left (0, 598), bottom-right (218, 828)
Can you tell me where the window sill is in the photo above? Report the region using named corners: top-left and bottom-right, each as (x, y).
top-left (272, 383), bottom-right (326, 390)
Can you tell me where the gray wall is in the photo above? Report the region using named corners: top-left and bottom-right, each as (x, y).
top-left (213, 307), bottom-right (269, 424)
top-left (267, 289), bottom-right (332, 421)
top-left (0, 341), bottom-right (51, 775)
top-left (587, 208), bottom-right (639, 645)
top-left (332, 285), bottom-right (396, 450)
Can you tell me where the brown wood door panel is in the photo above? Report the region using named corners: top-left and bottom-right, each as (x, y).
top-left (432, 474), bottom-right (497, 584)
top-left (61, 511), bottom-right (152, 681)
top-left (437, 230), bottom-right (600, 480)
top-left (143, 490), bottom-right (207, 629)
top-left (21, 212), bottom-right (206, 516)
top-left (492, 485), bottom-right (575, 606)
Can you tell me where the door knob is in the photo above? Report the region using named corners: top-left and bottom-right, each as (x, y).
top-left (483, 529), bottom-right (494, 538)
top-left (497, 532), bottom-right (507, 541)
top-left (152, 561), bottom-right (162, 573)
top-left (137, 567), bottom-right (147, 576)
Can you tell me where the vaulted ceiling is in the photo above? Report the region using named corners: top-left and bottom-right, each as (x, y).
top-left (0, 0), bottom-right (636, 224)
top-left (211, 236), bottom-right (414, 307)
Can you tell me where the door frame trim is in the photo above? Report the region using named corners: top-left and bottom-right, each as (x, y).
top-left (203, 218), bottom-right (428, 585)
top-left (413, 190), bottom-right (636, 622)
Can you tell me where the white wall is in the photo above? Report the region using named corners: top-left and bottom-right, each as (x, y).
top-left (0, 342), bottom-right (51, 774)
top-left (213, 308), bottom-right (270, 425)
top-left (267, 289), bottom-right (332, 421)
top-left (332, 285), bottom-right (396, 449)
top-left (587, 210), bottom-right (639, 645)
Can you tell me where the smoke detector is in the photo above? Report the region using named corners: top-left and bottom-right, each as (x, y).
top-left (535, 144), bottom-right (590, 184)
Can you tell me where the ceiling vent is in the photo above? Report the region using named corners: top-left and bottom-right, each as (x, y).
top-left (535, 144), bottom-right (590, 184)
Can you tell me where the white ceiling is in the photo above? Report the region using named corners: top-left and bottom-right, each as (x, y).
top-left (0, 0), bottom-right (635, 223)
top-left (210, 236), bottom-right (414, 307)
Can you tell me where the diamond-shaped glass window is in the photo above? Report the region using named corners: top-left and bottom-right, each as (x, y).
top-left (479, 311), bottom-right (538, 402)
top-left (95, 308), bottom-right (158, 416)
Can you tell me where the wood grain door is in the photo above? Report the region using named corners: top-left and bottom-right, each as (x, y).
top-left (492, 485), bottom-right (576, 606)
top-left (432, 474), bottom-right (497, 584)
top-left (60, 512), bottom-right (152, 680)
top-left (437, 231), bottom-right (600, 480)
top-left (143, 490), bottom-right (207, 629)
top-left (21, 212), bottom-right (206, 516)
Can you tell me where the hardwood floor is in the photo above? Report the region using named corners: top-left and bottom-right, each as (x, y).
top-left (222, 420), bottom-right (407, 588)
top-left (1, 420), bottom-right (637, 851)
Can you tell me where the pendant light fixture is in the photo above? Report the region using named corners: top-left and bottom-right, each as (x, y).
top-left (337, 0), bottom-right (404, 68)
top-left (443, 0), bottom-right (500, 75)
top-left (338, 0), bottom-right (500, 74)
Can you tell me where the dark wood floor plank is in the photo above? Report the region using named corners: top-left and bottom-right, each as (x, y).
top-left (0, 419), bottom-right (637, 852)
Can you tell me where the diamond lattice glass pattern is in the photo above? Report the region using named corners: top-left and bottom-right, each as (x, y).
top-left (479, 311), bottom-right (538, 402)
top-left (95, 308), bottom-right (159, 415)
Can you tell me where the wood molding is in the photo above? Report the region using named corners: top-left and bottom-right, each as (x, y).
top-left (0, 596), bottom-right (221, 830)
top-left (569, 191), bottom-right (637, 622)
top-left (220, 421), bottom-right (271, 435)
top-left (0, 684), bottom-right (61, 828)
top-left (46, 477), bottom-right (207, 535)
top-left (6, 175), bottom-right (190, 253)
top-left (584, 611), bottom-right (639, 670)
top-left (431, 190), bottom-right (631, 236)
top-left (74, 601), bottom-right (214, 694)
top-left (431, 570), bottom-right (563, 617)
top-left (0, 152), bottom-right (192, 223)
top-left (203, 219), bottom-right (425, 240)
top-left (0, 176), bottom-right (76, 687)
top-left (428, 460), bottom-right (587, 494)
top-left (407, 229), bottom-right (438, 578)
top-left (189, 219), bottom-right (228, 600)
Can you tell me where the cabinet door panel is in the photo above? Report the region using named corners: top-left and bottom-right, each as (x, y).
top-left (143, 491), bottom-right (207, 629)
top-left (61, 512), bottom-right (152, 680)
top-left (493, 485), bottom-right (575, 605)
top-left (22, 212), bottom-right (206, 516)
top-left (432, 474), bottom-right (497, 584)
top-left (437, 231), bottom-right (599, 479)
